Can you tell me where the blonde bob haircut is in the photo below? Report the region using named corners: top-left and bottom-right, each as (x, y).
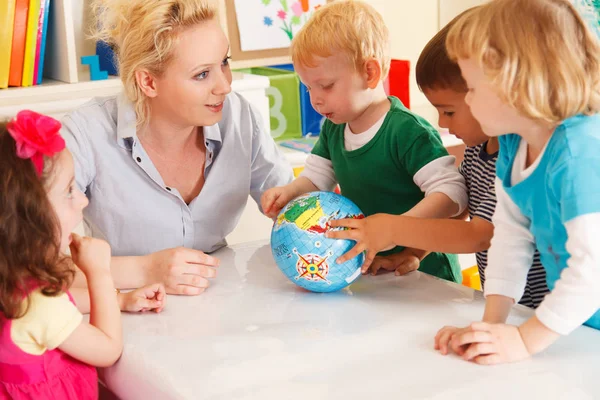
top-left (291, 0), bottom-right (391, 79)
top-left (92, 0), bottom-right (217, 126)
top-left (446, 0), bottom-right (600, 124)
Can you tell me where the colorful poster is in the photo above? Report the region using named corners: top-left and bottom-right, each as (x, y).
top-left (234, 0), bottom-right (327, 52)
top-left (574, 0), bottom-right (600, 37)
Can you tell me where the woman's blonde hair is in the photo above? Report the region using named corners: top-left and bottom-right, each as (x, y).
top-left (291, 0), bottom-right (391, 79)
top-left (92, 0), bottom-right (217, 126)
top-left (446, 0), bottom-right (600, 124)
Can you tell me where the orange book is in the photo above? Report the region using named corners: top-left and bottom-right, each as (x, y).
top-left (8, 0), bottom-right (29, 87)
top-left (0, 0), bottom-right (16, 88)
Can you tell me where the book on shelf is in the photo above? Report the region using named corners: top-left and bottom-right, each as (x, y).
top-left (0, 0), bottom-right (17, 88)
top-left (36, 0), bottom-right (51, 84)
top-left (33, 0), bottom-right (50, 86)
top-left (2, 0), bottom-right (74, 90)
top-left (22, 0), bottom-right (41, 87)
top-left (8, 0), bottom-right (29, 87)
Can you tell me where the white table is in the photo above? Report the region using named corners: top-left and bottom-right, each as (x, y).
top-left (102, 240), bottom-right (600, 400)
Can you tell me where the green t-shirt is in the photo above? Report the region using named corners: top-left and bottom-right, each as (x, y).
top-left (312, 96), bottom-right (461, 283)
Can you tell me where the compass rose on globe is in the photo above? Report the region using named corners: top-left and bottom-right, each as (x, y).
top-left (293, 249), bottom-right (333, 284)
top-left (271, 191), bottom-right (365, 292)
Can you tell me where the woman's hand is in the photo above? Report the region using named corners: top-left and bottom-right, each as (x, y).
top-left (145, 247), bottom-right (219, 295)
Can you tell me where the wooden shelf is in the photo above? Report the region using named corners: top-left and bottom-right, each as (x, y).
top-left (0, 76), bottom-right (122, 107)
top-left (0, 72), bottom-right (272, 121)
top-left (0, 77), bottom-right (122, 119)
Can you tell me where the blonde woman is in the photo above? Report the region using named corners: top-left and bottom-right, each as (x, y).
top-left (434, 0), bottom-right (600, 364)
top-left (61, 0), bottom-right (293, 296)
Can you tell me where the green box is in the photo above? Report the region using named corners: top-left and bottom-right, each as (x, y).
top-left (235, 67), bottom-right (302, 141)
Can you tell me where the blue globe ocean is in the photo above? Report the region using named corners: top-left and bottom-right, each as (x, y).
top-left (270, 191), bottom-right (365, 293)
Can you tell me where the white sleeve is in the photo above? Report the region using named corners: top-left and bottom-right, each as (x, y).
top-left (535, 213), bottom-right (600, 335)
top-left (484, 178), bottom-right (536, 301)
top-left (412, 156), bottom-right (468, 215)
top-left (299, 154), bottom-right (337, 191)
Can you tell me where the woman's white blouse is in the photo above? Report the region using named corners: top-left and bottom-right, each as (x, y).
top-left (61, 92), bottom-right (293, 256)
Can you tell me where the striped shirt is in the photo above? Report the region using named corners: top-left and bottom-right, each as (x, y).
top-left (460, 143), bottom-right (549, 308)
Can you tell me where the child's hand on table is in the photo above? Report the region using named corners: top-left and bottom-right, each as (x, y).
top-left (435, 322), bottom-right (531, 365)
top-left (435, 325), bottom-right (473, 356)
top-left (366, 250), bottom-right (421, 276)
top-left (119, 283), bottom-right (166, 313)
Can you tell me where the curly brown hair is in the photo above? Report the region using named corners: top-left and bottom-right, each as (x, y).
top-left (0, 121), bottom-right (74, 319)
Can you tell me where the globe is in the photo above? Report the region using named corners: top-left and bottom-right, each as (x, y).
top-left (270, 191), bottom-right (365, 293)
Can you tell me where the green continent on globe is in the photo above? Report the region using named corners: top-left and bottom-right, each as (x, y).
top-left (277, 195), bottom-right (326, 234)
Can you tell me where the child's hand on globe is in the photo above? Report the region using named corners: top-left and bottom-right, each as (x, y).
top-left (327, 213), bottom-right (396, 271)
top-left (262, 186), bottom-right (294, 218)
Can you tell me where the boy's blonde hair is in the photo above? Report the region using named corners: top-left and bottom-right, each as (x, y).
top-left (446, 0), bottom-right (600, 124)
top-left (291, 0), bottom-right (390, 78)
top-left (92, 0), bottom-right (217, 126)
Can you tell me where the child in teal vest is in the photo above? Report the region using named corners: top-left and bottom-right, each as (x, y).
top-left (436, 0), bottom-right (600, 364)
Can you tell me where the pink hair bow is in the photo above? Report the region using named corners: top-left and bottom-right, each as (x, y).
top-left (7, 110), bottom-right (65, 176)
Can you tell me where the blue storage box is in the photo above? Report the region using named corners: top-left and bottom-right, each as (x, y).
top-left (96, 41), bottom-right (118, 75)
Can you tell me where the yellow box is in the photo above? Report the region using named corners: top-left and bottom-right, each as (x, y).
top-left (293, 166), bottom-right (304, 178)
top-left (461, 265), bottom-right (481, 291)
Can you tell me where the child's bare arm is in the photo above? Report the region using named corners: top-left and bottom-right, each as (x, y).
top-left (59, 270), bottom-right (122, 367)
top-left (70, 285), bottom-right (166, 314)
top-left (328, 214), bottom-right (493, 269)
top-left (404, 192), bottom-right (461, 219)
top-left (69, 287), bottom-right (91, 314)
top-left (59, 235), bottom-right (122, 367)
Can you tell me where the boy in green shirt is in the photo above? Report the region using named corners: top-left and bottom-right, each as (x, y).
top-left (261, 1), bottom-right (467, 282)
top-left (328, 7), bottom-right (549, 309)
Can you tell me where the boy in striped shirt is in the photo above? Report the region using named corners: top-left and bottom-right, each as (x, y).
top-left (328, 8), bottom-right (549, 308)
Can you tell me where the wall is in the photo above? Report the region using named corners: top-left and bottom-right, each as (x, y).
top-left (364, 0), bottom-right (438, 124)
top-left (76, 0), bottom-right (487, 126)
top-left (439, 0), bottom-right (488, 26)
top-left (366, 0), bottom-right (488, 125)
